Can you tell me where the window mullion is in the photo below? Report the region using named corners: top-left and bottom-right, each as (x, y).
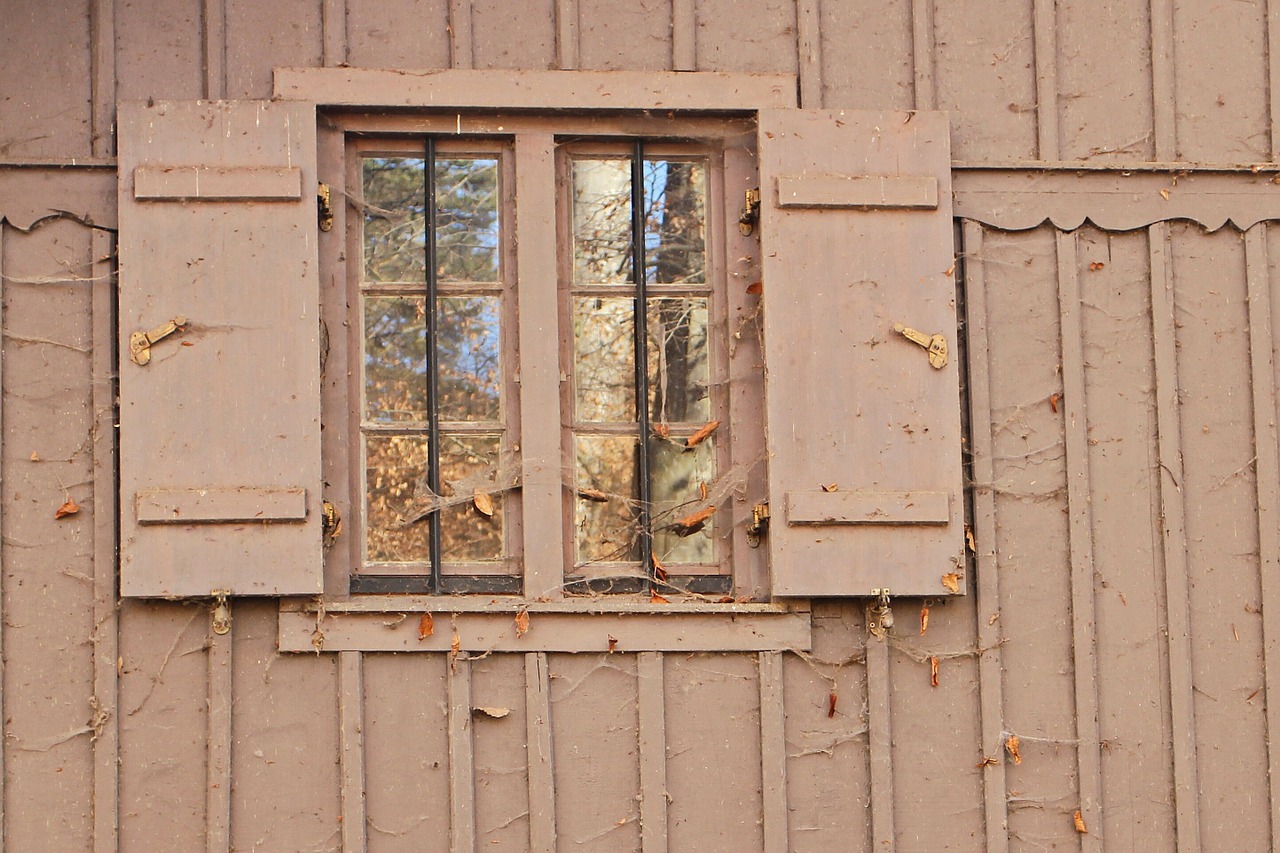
top-left (423, 136), bottom-right (444, 591)
top-left (631, 140), bottom-right (654, 590)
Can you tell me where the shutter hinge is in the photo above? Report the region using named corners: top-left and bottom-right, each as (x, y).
top-left (322, 500), bottom-right (343, 547)
top-left (317, 183), bottom-right (335, 232)
top-left (128, 315), bottom-right (188, 366)
top-left (211, 590), bottom-right (232, 635)
top-left (746, 501), bottom-right (770, 548)
top-left (738, 188), bottom-right (761, 236)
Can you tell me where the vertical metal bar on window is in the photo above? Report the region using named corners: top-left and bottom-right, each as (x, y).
top-left (631, 141), bottom-right (654, 586)
top-left (424, 137), bottom-right (444, 590)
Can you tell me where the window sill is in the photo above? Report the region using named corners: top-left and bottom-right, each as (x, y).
top-left (278, 596), bottom-right (811, 653)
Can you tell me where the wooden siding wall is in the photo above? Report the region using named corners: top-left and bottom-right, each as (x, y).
top-left (2, 0), bottom-right (1280, 850)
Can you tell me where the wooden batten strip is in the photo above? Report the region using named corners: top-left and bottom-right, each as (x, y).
top-left (90, 0), bottom-right (115, 158)
top-left (524, 653), bottom-right (556, 853)
top-left (321, 0), bottom-right (347, 67)
top-left (1056, 231), bottom-right (1104, 851)
top-left (448, 655), bottom-right (476, 853)
top-left (206, 627), bottom-right (233, 853)
top-left (775, 175), bottom-right (938, 210)
top-left (758, 652), bottom-right (788, 853)
top-left (796, 0), bottom-right (823, 109)
top-left (1244, 225), bottom-right (1280, 842)
top-left (136, 487), bottom-right (307, 524)
top-left (961, 221), bottom-right (1010, 853)
top-left (865, 619), bottom-right (895, 849)
top-left (449, 0), bottom-right (475, 70)
top-left (672, 0), bottom-right (696, 71)
top-left (786, 489), bottom-right (949, 525)
top-left (202, 0), bottom-right (227, 99)
top-left (91, 229), bottom-right (120, 853)
top-left (0, 224), bottom-right (8, 844)
top-left (1148, 222), bottom-right (1202, 853)
top-left (556, 0), bottom-right (579, 70)
top-left (339, 652), bottom-right (368, 853)
top-left (1032, 0), bottom-right (1059, 160)
top-left (133, 166), bottom-right (303, 201)
top-left (1150, 0), bottom-right (1177, 160)
top-left (910, 0), bottom-right (936, 109)
top-left (1270, 2), bottom-right (1280, 159)
top-left (637, 653), bottom-right (668, 853)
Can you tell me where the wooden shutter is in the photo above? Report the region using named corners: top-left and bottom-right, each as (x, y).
top-left (759, 110), bottom-right (964, 597)
top-left (117, 100), bottom-right (322, 597)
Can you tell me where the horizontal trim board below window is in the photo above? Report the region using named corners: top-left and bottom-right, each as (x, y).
top-left (786, 489), bottom-right (950, 525)
top-left (281, 609), bottom-right (812, 653)
top-left (136, 487), bottom-right (307, 523)
top-left (776, 175), bottom-right (939, 209)
top-left (133, 165), bottom-right (303, 200)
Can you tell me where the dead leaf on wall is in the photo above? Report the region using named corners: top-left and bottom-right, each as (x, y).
top-left (450, 629), bottom-right (461, 671)
top-left (1073, 810), bottom-right (1088, 834)
top-left (943, 261), bottom-right (957, 277)
top-left (746, 281), bottom-right (762, 295)
top-left (821, 482), bottom-right (839, 493)
top-left (965, 525), bottom-right (977, 553)
top-left (650, 592), bottom-right (670, 604)
top-left (1088, 261), bottom-right (1105, 271)
top-left (514, 609), bottom-right (530, 638)
top-left (29, 452), bottom-right (39, 462)
top-left (473, 706), bottom-right (511, 719)
top-left (827, 691), bottom-right (838, 718)
top-left (1005, 735), bottom-right (1022, 765)
top-left (473, 490), bottom-right (495, 517)
top-left (608, 635), bottom-right (619, 653)
top-left (652, 554), bottom-right (668, 582)
top-left (669, 506), bottom-right (715, 536)
top-left (1049, 393), bottom-right (1061, 413)
top-left (920, 605), bottom-right (930, 636)
top-left (684, 420), bottom-right (720, 450)
top-left (941, 573), bottom-right (961, 594)
top-left (578, 488), bottom-right (610, 503)
top-left (930, 656), bottom-right (940, 687)
top-left (55, 498), bottom-right (79, 519)
top-left (417, 613), bottom-right (434, 641)
top-left (653, 423), bottom-right (670, 439)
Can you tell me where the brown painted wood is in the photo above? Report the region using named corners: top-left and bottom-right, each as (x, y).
top-left (866, 627), bottom-right (895, 849)
top-left (556, 0), bottom-right (579, 69)
top-left (117, 100), bottom-right (322, 597)
top-left (206, 625), bottom-right (232, 853)
top-left (525, 653), bottom-right (556, 853)
top-left (449, 0), bottom-right (475, 69)
top-left (1150, 0), bottom-right (1176, 161)
top-left (795, 0), bottom-right (821, 108)
top-left (132, 165), bottom-right (302, 200)
top-left (910, 0), bottom-right (935, 110)
top-left (0, 222), bottom-right (7, 847)
top-left (776, 174), bottom-right (938, 209)
top-left (758, 651), bottom-right (788, 853)
top-left (636, 653), bottom-right (667, 853)
top-left (959, 221), bottom-right (1009, 853)
top-left (759, 109), bottom-right (963, 597)
top-left (136, 487), bottom-right (308, 524)
top-left (1031, 0), bottom-right (1059, 161)
top-left (786, 489), bottom-right (950, 525)
top-left (1271, 1), bottom-right (1280, 161)
top-left (321, 0), bottom-right (346, 66)
top-left (339, 652), bottom-right (368, 853)
top-left (202, 0), bottom-right (226, 99)
top-left (90, 0), bottom-right (115, 158)
top-left (672, 0), bottom-right (696, 71)
top-left (448, 656), bottom-right (476, 853)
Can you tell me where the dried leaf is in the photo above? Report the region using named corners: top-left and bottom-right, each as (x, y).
top-left (1073, 810), bottom-right (1087, 834)
top-left (29, 451), bottom-right (39, 462)
top-left (417, 613), bottom-right (434, 641)
top-left (1005, 734), bottom-right (1022, 765)
top-left (976, 757), bottom-right (998, 768)
top-left (821, 482), bottom-right (839, 493)
top-left (1248, 687), bottom-right (1263, 702)
top-left (1049, 393), bottom-right (1061, 413)
top-left (746, 281), bottom-right (763, 295)
top-left (1160, 188), bottom-right (1171, 200)
top-left (941, 572), bottom-right (961, 594)
top-left (988, 613), bottom-right (1000, 626)
top-left (930, 655), bottom-right (940, 687)
top-left (698, 481), bottom-right (708, 501)
top-left (684, 420), bottom-right (720, 450)
top-left (55, 498), bottom-right (79, 519)
top-left (827, 691), bottom-right (838, 718)
top-left (669, 505), bottom-right (715, 536)
top-left (450, 629), bottom-right (461, 671)
top-left (514, 609), bottom-right (530, 638)
top-left (181, 341), bottom-right (194, 347)
top-left (652, 554), bottom-right (668, 582)
top-left (653, 422), bottom-right (670, 439)
top-left (578, 488), bottom-right (610, 503)
top-left (650, 592), bottom-right (670, 604)
top-left (1088, 261), bottom-right (1105, 271)
top-left (473, 490), bottom-right (495, 518)
top-left (920, 605), bottom-right (930, 636)
top-left (943, 260), bottom-right (957, 277)
top-left (473, 706), bottom-right (511, 719)
top-left (608, 635), bottom-right (619, 653)
top-left (965, 524), bottom-right (977, 553)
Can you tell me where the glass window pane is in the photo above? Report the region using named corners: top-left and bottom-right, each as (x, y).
top-left (572, 158), bottom-right (633, 285)
top-left (435, 158), bottom-right (500, 282)
top-left (574, 296), bottom-right (636, 422)
top-left (644, 159), bottom-right (706, 285)
top-left (365, 435), bottom-right (433, 563)
top-left (364, 296), bottom-right (429, 423)
top-left (439, 434), bottom-right (504, 562)
top-left (647, 297), bottom-right (710, 425)
top-left (438, 296), bottom-right (502, 422)
top-left (363, 157), bottom-right (427, 283)
top-left (574, 435), bottom-right (639, 564)
top-left (651, 438), bottom-right (715, 564)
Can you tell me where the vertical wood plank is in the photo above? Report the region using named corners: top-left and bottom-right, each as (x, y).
top-left (1245, 225), bottom-right (1280, 844)
top-left (637, 652), bottom-right (668, 853)
top-left (90, 0), bottom-right (115, 158)
top-left (322, 0), bottom-right (347, 67)
top-left (796, 0), bottom-right (822, 108)
top-left (1056, 230), bottom-right (1103, 850)
top-left (865, 624), bottom-right (895, 849)
top-left (1032, 0), bottom-right (1059, 160)
top-left (90, 229), bottom-right (119, 853)
top-left (339, 652), bottom-right (367, 853)
top-left (1271, 0), bottom-right (1280, 160)
top-left (449, 0), bottom-right (474, 69)
top-left (1149, 222), bottom-right (1202, 853)
top-left (672, 0), bottom-right (696, 71)
top-left (961, 221), bottom-right (1010, 853)
top-left (206, 625), bottom-right (232, 853)
top-left (449, 655), bottom-right (476, 853)
top-left (910, 0), bottom-right (936, 110)
top-left (1150, 0), bottom-right (1177, 160)
top-left (525, 653), bottom-right (556, 853)
top-left (202, 0), bottom-right (227, 99)
top-left (0, 223), bottom-right (7, 848)
top-left (758, 652), bottom-right (788, 853)
top-left (556, 0), bottom-right (579, 70)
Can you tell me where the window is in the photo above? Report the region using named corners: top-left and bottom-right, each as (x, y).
top-left (336, 115), bottom-right (761, 598)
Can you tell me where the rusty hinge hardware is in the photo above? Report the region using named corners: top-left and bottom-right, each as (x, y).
top-left (746, 501), bottom-right (770, 548)
top-left (318, 183), bottom-right (335, 232)
top-left (211, 590), bottom-right (232, 635)
top-left (129, 315), bottom-right (188, 366)
top-left (738, 187), bottom-right (761, 236)
top-left (322, 500), bottom-right (342, 547)
top-left (892, 323), bottom-right (948, 369)
top-left (868, 588), bottom-right (894, 638)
